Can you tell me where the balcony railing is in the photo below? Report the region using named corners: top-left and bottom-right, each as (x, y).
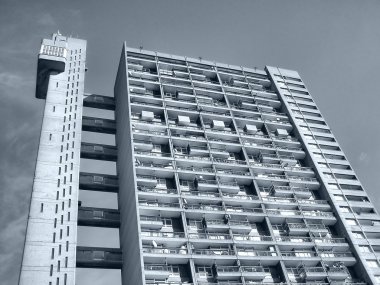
top-left (287, 176), bottom-right (318, 183)
top-left (181, 190), bottom-right (220, 198)
top-left (192, 248), bottom-right (235, 256)
top-left (141, 230), bottom-right (185, 238)
top-left (142, 247), bottom-right (188, 254)
top-left (281, 251), bottom-right (318, 257)
top-left (177, 166), bottom-right (214, 173)
top-left (276, 236), bottom-right (312, 243)
top-left (213, 158), bottom-right (247, 165)
top-left (138, 187), bottom-right (177, 194)
top-left (222, 193), bottom-right (259, 200)
top-left (135, 151), bottom-right (172, 158)
top-left (302, 211), bottom-right (334, 218)
top-left (236, 249), bottom-right (277, 257)
top-left (225, 206), bottom-right (263, 214)
top-left (233, 234), bottom-right (273, 242)
top-left (188, 232), bottom-right (231, 240)
top-left (139, 201), bottom-right (181, 208)
top-left (185, 204), bottom-right (224, 211)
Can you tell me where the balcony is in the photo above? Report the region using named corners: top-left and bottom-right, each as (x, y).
top-left (284, 223), bottom-right (309, 235)
top-left (241, 266), bottom-right (266, 280)
top-left (181, 190), bottom-right (220, 199)
top-left (297, 266), bottom-right (327, 281)
top-left (214, 265), bottom-right (240, 280)
top-left (213, 158), bottom-right (247, 166)
top-left (216, 168), bottom-right (251, 176)
top-left (141, 230), bottom-right (186, 240)
top-left (136, 175), bottom-right (159, 187)
top-left (83, 94), bottom-right (115, 110)
top-left (79, 172), bottom-right (118, 192)
top-left (142, 247), bottom-right (188, 256)
top-left (210, 149), bottom-right (230, 159)
top-left (139, 200), bottom-right (180, 210)
top-left (81, 142), bottom-right (117, 161)
top-left (192, 248), bottom-right (235, 257)
top-left (188, 232), bottom-right (231, 242)
top-left (78, 206), bottom-right (120, 228)
top-left (281, 250), bottom-right (318, 259)
top-left (268, 185), bottom-right (312, 199)
top-left (76, 246), bottom-right (122, 269)
top-left (275, 236), bottom-right (313, 245)
top-left (185, 204), bottom-right (224, 213)
top-left (236, 248), bottom-right (278, 259)
top-left (254, 173), bottom-right (288, 183)
top-left (326, 266), bottom-right (350, 280)
top-left (82, 116), bottom-right (116, 134)
top-left (222, 193), bottom-right (259, 202)
top-left (188, 145), bottom-right (209, 156)
top-left (194, 179), bottom-right (218, 191)
top-left (140, 216), bottom-right (164, 229)
top-left (302, 210), bottom-right (335, 219)
top-left (313, 237), bottom-right (348, 249)
top-left (287, 175), bottom-right (320, 189)
top-left (218, 181), bottom-right (241, 194)
top-left (233, 234), bottom-right (273, 243)
top-left (144, 264), bottom-right (180, 279)
top-left (138, 186), bottom-right (177, 195)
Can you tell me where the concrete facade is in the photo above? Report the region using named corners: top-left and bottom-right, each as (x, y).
top-left (19, 33), bottom-right (380, 285)
top-left (19, 33), bottom-right (86, 285)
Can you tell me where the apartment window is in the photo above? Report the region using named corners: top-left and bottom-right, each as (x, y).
top-left (340, 207), bottom-right (351, 213)
top-left (352, 232), bottom-right (365, 239)
top-left (334, 195), bottom-right (344, 201)
top-left (318, 162), bottom-right (328, 168)
top-left (324, 173), bottom-right (334, 179)
top-left (367, 260), bottom-right (380, 268)
top-left (161, 218), bottom-right (172, 227)
top-left (359, 246), bottom-right (371, 253)
top-left (346, 219), bottom-right (358, 226)
top-left (329, 183), bottom-right (339, 190)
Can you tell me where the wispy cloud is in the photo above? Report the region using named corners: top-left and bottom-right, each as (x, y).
top-left (359, 152), bottom-right (370, 164)
top-left (37, 13), bottom-right (56, 27)
top-left (0, 72), bottom-right (33, 89)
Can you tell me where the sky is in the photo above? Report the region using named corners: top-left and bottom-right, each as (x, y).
top-left (0, 0), bottom-right (380, 284)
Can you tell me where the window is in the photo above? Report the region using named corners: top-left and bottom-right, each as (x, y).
top-left (367, 260), bottom-right (380, 268)
top-left (346, 219), bottom-right (357, 226)
top-left (334, 195), bottom-right (344, 201)
top-left (340, 207), bottom-right (351, 213)
top-left (359, 246), bottom-right (371, 253)
top-left (352, 232), bottom-right (365, 239)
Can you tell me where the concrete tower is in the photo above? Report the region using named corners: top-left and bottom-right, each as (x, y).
top-left (19, 33), bottom-right (380, 285)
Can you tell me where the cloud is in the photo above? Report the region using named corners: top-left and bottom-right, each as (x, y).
top-left (0, 214), bottom-right (27, 285)
top-left (359, 152), bottom-right (370, 163)
top-left (0, 72), bottom-right (33, 89)
top-left (37, 13), bottom-right (56, 27)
